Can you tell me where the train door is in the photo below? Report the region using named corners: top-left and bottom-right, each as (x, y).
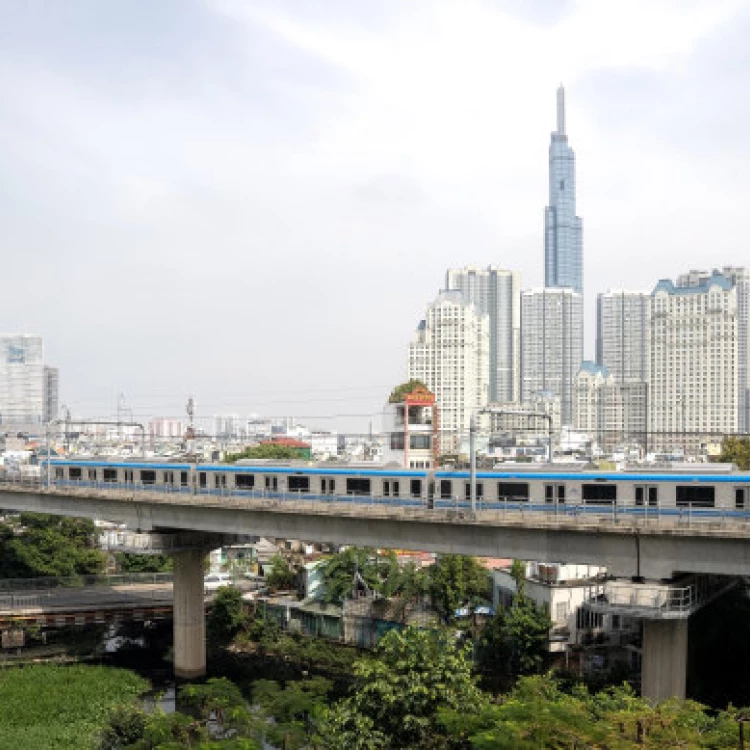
top-left (635, 485), bottom-right (658, 507)
top-left (735, 487), bottom-right (747, 510)
top-left (544, 483), bottom-right (566, 504)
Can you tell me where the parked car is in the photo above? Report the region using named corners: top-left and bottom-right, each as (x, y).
top-left (203, 573), bottom-right (233, 592)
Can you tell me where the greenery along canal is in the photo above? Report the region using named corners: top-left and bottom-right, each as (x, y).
top-left (0, 663), bottom-right (148, 749)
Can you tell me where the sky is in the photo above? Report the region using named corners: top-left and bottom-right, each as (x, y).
top-left (1, 0), bottom-right (749, 434)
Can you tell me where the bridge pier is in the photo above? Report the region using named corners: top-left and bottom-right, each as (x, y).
top-left (641, 619), bottom-right (687, 703)
top-left (172, 547), bottom-right (207, 680)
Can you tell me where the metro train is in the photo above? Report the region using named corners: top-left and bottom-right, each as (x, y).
top-left (45, 458), bottom-right (750, 519)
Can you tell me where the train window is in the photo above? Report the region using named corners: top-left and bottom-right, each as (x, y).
top-left (582, 484), bottom-right (615, 503)
top-left (383, 480), bottom-right (390, 497)
top-left (103, 469), bottom-right (117, 483)
top-left (289, 476), bottom-right (310, 492)
top-left (410, 479), bottom-right (422, 498)
top-left (440, 480), bottom-right (452, 499)
top-left (88, 469), bottom-right (97, 481)
top-left (69, 467), bottom-right (82, 481)
top-left (545, 485), bottom-right (553, 502)
top-left (676, 486), bottom-right (715, 508)
top-left (346, 478), bottom-right (371, 496)
top-left (235, 474), bottom-right (254, 489)
top-left (464, 482), bottom-right (484, 500)
top-left (649, 487), bottom-right (658, 506)
top-left (265, 476), bottom-right (278, 491)
top-left (736, 488), bottom-right (746, 509)
top-left (498, 482), bottom-right (529, 501)
top-left (140, 470), bottom-right (156, 484)
top-left (181, 472), bottom-right (189, 487)
top-left (392, 480), bottom-right (400, 498)
top-left (199, 472), bottom-right (207, 488)
top-left (410, 435), bottom-right (431, 450)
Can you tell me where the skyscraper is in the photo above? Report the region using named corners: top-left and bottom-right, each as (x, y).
top-left (520, 288), bottom-right (583, 424)
top-left (445, 265), bottom-right (521, 403)
top-left (0, 334), bottom-right (45, 429)
top-left (544, 85), bottom-right (583, 295)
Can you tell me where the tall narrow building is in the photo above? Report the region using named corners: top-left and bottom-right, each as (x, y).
top-left (544, 85), bottom-right (583, 295)
top-left (596, 291), bottom-right (649, 383)
top-left (520, 288), bottom-right (583, 425)
top-left (445, 265), bottom-right (521, 403)
top-left (408, 291), bottom-right (490, 454)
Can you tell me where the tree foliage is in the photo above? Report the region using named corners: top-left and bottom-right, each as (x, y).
top-left (115, 553), bottom-right (173, 574)
top-left (388, 379), bottom-right (429, 403)
top-left (265, 553), bottom-right (299, 592)
top-left (317, 627), bottom-right (484, 749)
top-left (207, 586), bottom-right (248, 644)
top-left (429, 554), bottom-right (490, 623)
top-left (224, 444), bottom-right (307, 462)
top-left (719, 436), bottom-right (750, 469)
top-left (0, 512), bottom-right (107, 579)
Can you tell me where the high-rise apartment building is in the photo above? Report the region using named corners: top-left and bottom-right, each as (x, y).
top-left (596, 291), bottom-right (649, 383)
top-left (648, 271), bottom-right (739, 453)
top-left (574, 361), bottom-right (648, 453)
top-left (408, 291), bottom-right (489, 453)
top-left (521, 288), bottom-right (583, 425)
top-left (544, 85), bottom-right (583, 295)
top-left (0, 334), bottom-right (45, 430)
top-left (445, 265), bottom-right (521, 403)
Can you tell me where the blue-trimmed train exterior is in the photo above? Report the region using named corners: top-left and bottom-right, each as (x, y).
top-left (45, 459), bottom-right (750, 517)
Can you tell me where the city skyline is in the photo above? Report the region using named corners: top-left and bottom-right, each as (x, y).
top-left (1, 2), bottom-right (749, 430)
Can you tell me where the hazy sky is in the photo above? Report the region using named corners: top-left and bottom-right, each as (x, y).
top-left (1, 0), bottom-right (749, 433)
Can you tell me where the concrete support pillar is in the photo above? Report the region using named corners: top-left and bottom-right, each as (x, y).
top-left (641, 619), bottom-right (688, 703)
top-left (172, 547), bottom-right (206, 680)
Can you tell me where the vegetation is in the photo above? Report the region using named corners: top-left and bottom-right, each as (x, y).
top-left (0, 664), bottom-right (147, 750)
top-left (0, 512), bottom-right (107, 578)
top-left (388, 378), bottom-right (428, 403)
top-left (719, 435), bottom-right (750, 469)
top-left (265, 552), bottom-right (300, 592)
top-left (428, 553), bottom-right (490, 624)
top-left (207, 586), bottom-right (248, 644)
top-left (115, 552), bottom-right (173, 574)
top-left (224, 444), bottom-right (308, 462)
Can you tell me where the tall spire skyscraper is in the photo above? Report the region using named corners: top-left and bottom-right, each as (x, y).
top-left (544, 85), bottom-right (583, 294)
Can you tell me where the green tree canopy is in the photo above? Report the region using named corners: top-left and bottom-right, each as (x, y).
top-left (265, 553), bottom-right (300, 592)
top-left (224, 444), bottom-right (308, 462)
top-left (207, 586), bottom-right (248, 644)
top-left (719, 436), bottom-right (750, 469)
top-left (0, 513), bottom-right (107, 579)
top-left (388, 379), bottom-right (429, 403)
top-left (428, 554), bottom-right (490, 623)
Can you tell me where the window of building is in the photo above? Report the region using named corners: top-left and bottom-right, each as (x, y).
top-left (410, 434), bottom-right (431, 450)
top-left (390, 433), bottom-right (405, 450)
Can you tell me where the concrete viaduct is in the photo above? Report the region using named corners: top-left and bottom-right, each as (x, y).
top-left (3, 484), bottom-right (750, 701)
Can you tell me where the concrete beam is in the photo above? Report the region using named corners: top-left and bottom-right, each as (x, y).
top-left (3, 488), bottom-right (750, 579)
top-left (641, 619), bottom-right (688, 702)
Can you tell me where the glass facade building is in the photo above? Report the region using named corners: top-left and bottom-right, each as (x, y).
top-left (544, 86), bottom-right (583, 295)
top-left (0, 334), bottom-right (45, 429)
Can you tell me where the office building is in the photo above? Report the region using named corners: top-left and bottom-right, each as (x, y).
top-left (521, 288), bottom-right (583, 425)
top-left (648, 271), bottom-right (739, 454)
top-left (445, 265), bottom-right (521, 403)
top-left (596, 291), bottom-right (649, 383)
top-left (408, 291), bottom-right (489, 454)
top-left (0, 334), bottom-right (45, 430)
top-left (544, 85), bottom-right (583, 295)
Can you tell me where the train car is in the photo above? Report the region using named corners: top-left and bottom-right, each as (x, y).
top-left (46, 458), bottom-right (750, 519)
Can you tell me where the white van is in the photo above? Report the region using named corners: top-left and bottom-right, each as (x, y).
top-left (203, 573), bottom-right (233, 592)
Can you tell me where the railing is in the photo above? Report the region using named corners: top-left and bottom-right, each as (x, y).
top-left (582, 575), bottom-right (738, 618)
top-left (0, 573), bottom-right (173, 592)
top-left (3, 476), bottom-right (750, 533)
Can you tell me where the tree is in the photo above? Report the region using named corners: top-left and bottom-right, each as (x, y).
top-left (207, 587), bottom-right (248, 644)
top-left (98, 705), bottom-right (147, 749)
top-left (319, 627), bottom-right (486, 749)
top-left (428, 554), bottom-right (490, 623)
top-left (388, 379), bottom-right (429, 403)
top-left (115, 553), bottom-right (173, 574)
top-left (265, 553), bottom-right (299, 592)
top-left (317, 548), bottom-right (382, 604)
top-left (719, 436), bottom-right (750, 469)
top-left (224, 444), bottom-right (307, 462)
top-left (0, 513), bottom-right (107, 579)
